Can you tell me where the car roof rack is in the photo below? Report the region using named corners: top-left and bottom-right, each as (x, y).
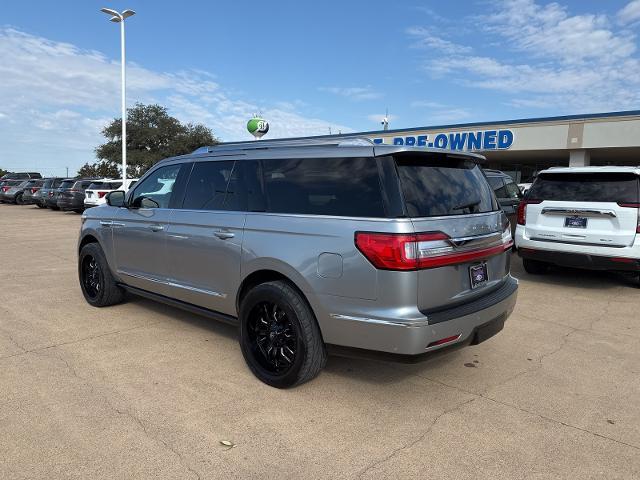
top-left (192, 137), bottom-right (375, 154)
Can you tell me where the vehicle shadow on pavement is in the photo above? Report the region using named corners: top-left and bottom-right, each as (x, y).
top-left (516, 265), bottom-right (637, 290)
top-left (126, 295), bottom-right (239, 341)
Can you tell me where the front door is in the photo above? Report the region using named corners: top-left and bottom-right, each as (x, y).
top-left (113, 163), bottom-right (183, 296)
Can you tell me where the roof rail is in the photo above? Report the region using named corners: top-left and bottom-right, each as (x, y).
top-left (191, 136), bottom-right (375, 154)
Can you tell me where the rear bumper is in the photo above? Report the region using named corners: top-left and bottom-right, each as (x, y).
top-left (320, 276), bottom-right (518, 356)
top-left (519, 247), bottom-right (640, 272)
top-left (58, 198), bottom-right (83, 210)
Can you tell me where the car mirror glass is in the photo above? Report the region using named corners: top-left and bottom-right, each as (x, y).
top-left (106, 190), bottom-right (126, 207)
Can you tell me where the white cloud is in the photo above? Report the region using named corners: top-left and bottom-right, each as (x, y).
top-left (406, 26), bottom-right (472, 54)
top-left (0, 27), bottom-right (352, 175)
top-left (319, 86), bottom-right (383, 101)
top-left (408, 0), bottom-right (640, 113)
top-left (618, 0), bottom-right (640, 25)
top-left (485, 0), bottom-right (636, 63)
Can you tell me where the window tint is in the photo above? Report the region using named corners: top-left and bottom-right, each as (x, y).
top-left (528, 173), bottom-right (640, 203)
top-left (486, 176), bottom-right (504, 191)
top-left (261, 157), bottom-right (385, 217)
top-left (182, 161), bottom-right (244, 211)
top-left (88, 181), bottom-right (122, 190)
top-left (395, 154), bottom-right (497, 217)
top-left (494, 180), bottom-right (521, 199)
top-left (130, 164), bottom-right (181, 209)
top-left (52, 179), bottom-right (64, 188)
top-left (43, 179), bottom-right (53, 188)
top-left (59, 180), bottom-right (75, 189)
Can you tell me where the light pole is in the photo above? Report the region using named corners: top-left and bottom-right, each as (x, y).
top-left (100, 7), bottom-right (135, 184)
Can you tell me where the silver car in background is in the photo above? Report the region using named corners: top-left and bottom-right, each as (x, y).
top-left (78, 138), bottom-right (518, 387)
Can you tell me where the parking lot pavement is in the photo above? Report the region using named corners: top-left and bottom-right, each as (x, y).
top-left (1, 203), bottom-right (639, 480)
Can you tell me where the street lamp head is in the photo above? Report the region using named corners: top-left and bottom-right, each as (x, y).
top-left (100, 7), bottom-right (121, 18)
top-left (122, 10), bottom-right (136, 19)
top-left (110, 16), bottom-right (121, 23)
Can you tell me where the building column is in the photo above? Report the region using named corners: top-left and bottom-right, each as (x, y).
top-left (569, 149), bottom-right (590, 167)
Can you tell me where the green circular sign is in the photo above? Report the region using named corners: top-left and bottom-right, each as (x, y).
top-left (247, 117), bottom-right (269, 138)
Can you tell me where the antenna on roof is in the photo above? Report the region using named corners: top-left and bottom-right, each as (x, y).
top-left (381, 108), bottom-right (389, 131)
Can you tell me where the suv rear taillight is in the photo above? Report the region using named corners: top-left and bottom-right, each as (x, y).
top-left (618, 202), bottom-right (640, 233)
top-left (98, 191), bottom-right (108, 198)
top-left (517, 199), bottom-right (542, 225)
top-left (355, 230), bottom-right (513, 271)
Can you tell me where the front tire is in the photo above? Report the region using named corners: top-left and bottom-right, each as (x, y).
top-left (523, 258), bottom-right (550, 274)
top-left (79, 242), bottom-right (125, 307)
top-left (239, 281), bottom-right (327, 388)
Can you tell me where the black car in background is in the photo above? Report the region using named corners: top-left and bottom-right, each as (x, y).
top-left (56, 179), bottom-right (96, 213)
top-left (40, 177), bottom-right (67, 209)
top-left (484, 169), bottom-right (522, 238)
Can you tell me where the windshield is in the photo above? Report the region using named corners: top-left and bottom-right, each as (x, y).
top-left (395, 154), bottom-right (497, 217)
top-left (528, 172), bottom-right (639, 203)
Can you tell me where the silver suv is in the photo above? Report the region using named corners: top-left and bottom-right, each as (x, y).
top-left (78, 138), bottom-right (518, 387)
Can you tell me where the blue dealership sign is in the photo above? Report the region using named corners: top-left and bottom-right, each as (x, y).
top-left (372, 129), bottom-right (514, 151)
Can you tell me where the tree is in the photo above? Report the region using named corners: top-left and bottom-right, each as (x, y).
top-left (0, 167), bottom-right (7, 177)
top-left (94, 103), bottom-right (218, 177)
top-left (76, 161), bottom-right (119, 179)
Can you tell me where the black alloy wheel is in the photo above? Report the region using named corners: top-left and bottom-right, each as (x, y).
top-left (81, 254), bottom-right (101, 300)
top-left (247, 301), bottom-right (298, 374)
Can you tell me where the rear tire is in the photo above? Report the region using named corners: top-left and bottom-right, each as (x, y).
top-left (523, 258), bottom-right (550, 274)
top-left (36, 203), bottom-right (46, 208)
top-left (78, 242), bottom-right (125, 307)
top-left (239, 281), bottom-right (327, 388)
top-left (14, 193), bottom-right (23, 205)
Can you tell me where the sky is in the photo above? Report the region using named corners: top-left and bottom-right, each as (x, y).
top-left (2, 0), bottom-right (640, 176)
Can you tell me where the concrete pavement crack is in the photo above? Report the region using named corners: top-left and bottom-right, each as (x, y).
top-left (404, 372), bottom-right (640, 452)
top-left (0, 321), bottom-right (164, 362)
top-left (356, 397), bottom-right (477, 478)
top-left (34, 347), bottom-right (203, 480)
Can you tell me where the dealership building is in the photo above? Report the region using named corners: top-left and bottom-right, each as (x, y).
top-left (341, 110), bottom-right (640, 183)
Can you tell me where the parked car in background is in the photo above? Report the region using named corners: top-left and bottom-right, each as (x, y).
top-left (78, 138), bottom-right (517, 387)
top-left (57, 178), bottom-right (97, 213)
top-left (516, 166), bottom-right (640, 286)
top-left (0, 172), bottom-right (42, 181)
top-left (21, 179), bottom-right (45, 205)
top-left (0, 180), bottom-right (28, 203)
top-left (84, 178), bottom-right (138, 208)
top-left (41, 177), bottom-right (69, 209)
top-left (518, 183), bottom-right (532, 196)
top-left (484, 169), bottom-right (522, 238)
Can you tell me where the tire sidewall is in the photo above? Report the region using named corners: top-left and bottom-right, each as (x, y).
top-left (239, 284), bottom-right (308, 388)
top-left (78, 243), bottom-right (109, 306)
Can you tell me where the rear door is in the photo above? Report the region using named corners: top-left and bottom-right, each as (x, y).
top-left (393, 153), bottom-right (510, 311)
top-left (165, 159), bottom-right (249, 315)
top-left (525, 172), bottom-right (639, 247)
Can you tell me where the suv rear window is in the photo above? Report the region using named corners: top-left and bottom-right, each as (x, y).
top-left (88, 181), bottom-right (122, 190)
top-left (59, 180), bottom-right (75, 189)
top-left (528, 173), bottom-right (640, 203)
top-left (395, 155), bottom-right (497, 217)
top-left (262, 157), bottom-right (385, 217)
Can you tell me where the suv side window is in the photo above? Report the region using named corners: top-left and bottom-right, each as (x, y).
top-left (495, 180), bottom-right (521, 199)
top-left (130, 164), bottom-right (181, 209)
top-left (181, 161), bottom-right (247, 211)
top-left (261, 157), bottom-right (385, 217)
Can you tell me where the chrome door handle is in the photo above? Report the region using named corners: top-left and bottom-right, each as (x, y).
top-left (100, 220), bottom-right (113, 227)
top-left (213, 230), bottom-right (235, 240)
top-left (148, 224), bottom-right (164, 232)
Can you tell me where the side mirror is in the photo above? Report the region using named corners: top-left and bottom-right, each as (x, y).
top-left (106, 190), bottom-right (126, 207)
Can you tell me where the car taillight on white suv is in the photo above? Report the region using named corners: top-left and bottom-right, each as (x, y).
top-left (617, 202), bottom-right (640, 233)
top-left (516, 199), bottom-right (542, 226)
top-left (355, 228), bottom-right (513, 270)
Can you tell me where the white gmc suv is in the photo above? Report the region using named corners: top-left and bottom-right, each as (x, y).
top-left (515, 166), bottom-right (640, 286)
